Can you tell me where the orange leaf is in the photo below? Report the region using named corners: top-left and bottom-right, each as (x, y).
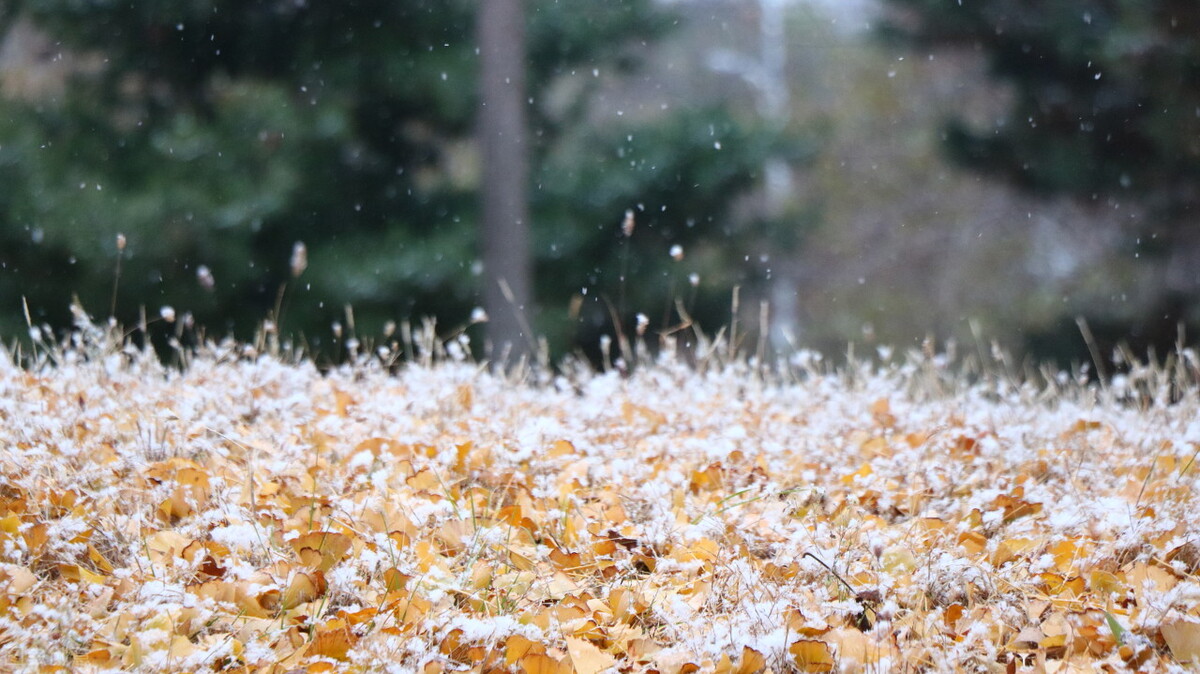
top-left (174, 467), bottom-right (210, 492)
top-left (550, 546), bottom-right (583, 570)
top-left (957, 531), bottom-right (987, 556)
top-left (840, 463), bottom-right (873, 485)
top-left (688, 464), bottom-right (724, 493)
top-left (157, 492), bottom-right (193, 522)
top-left (736, 646), bottom-right (766, 674)
top-left (0, 566), bottom-right (35, 594)
top-left (454, 441), bottom-right (474, 472)
top-left (353, 437), bottom-right (391, 456)
top-left (507, 548), bottom-right (537, 571)
top-left (282, 570), bottom-right (326, 609)
top-left (382, 568), bottom-right (410, 593)
top-left (79, 647), bottom-right (115, 667)
top-left (0, 513), bottom-right (20, 537)
top-left (565, 636), bottom-right (617, 674)
top-left (789, 640), bottom-right (834, 672)
top-left (990, 537), bottom-right (1040, 567)
top-left (87, 544), bottom-right (114, 574)
top-left (826, 628), bottom-right (875, 665)
top-left (181, 541), bottom-right (229, 580)
top-left (505, 635), bottom-right (543, 665)
top-left (407, 469), bottom-right (441, 492)
top-left (309, 621), bottom-right (355, 661)
top-left (440, 628), bottom-right (466, 660)
top-left (869, 398), bottom-right (896, 427)
top-left (333, 389), bottom-right (354, 416)
top-left (1090, 570), bottom-right (1124, 595)
top-left (519, 653), bottom-right (560, 674)
top-left (290, 531), bottom-right (352, 572)
top-left (1161, 618), bottom-right (1200, 664)
top-left (59, 564), bottom-right (107, 585)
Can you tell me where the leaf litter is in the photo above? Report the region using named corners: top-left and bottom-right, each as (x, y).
top-left (1, 320), bottom-right (1199, 673)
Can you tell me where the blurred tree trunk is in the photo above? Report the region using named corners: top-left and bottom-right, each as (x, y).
top-left (478, 0), bottom-right (533, 365)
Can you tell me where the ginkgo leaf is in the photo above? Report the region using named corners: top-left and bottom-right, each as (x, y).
top-left (291, 531), bottom-right (352, 572)
top-left (308, 620), bottom-right (356, 661)
top-left (869, 398), bottom-right (896, 427)
top-left (1161, 619), bottom-right (1200, 663)
top-left (281, 570), bottom-right (326, 609)
top-left (86, 544), bottom-right (115, 574)
top-left (789, 639), bottom-right (835, 672)
top-left (550, 547), bottom-right (585, 575)
top-left (826, 628), bottom-right (877, 665)
top-left (407, 469), bottom-right (442, 492)
top-left (736, 646), bottom-right (766, 674)
top-left (505, 635), bottom-right (543, 665)
top-left (1090, 570), bottom-right (1124, 595)
top-left (0, 565), bottom-right (36, 594)
top-left (440, 628), bottom-right (465, 658)
top-left (59, 564), bottom-right (107, 585)
top-left (519, 653), bottom-right (560, 674)
top-left (157, 492), bottom-right (194, 522)
top-left (565, 636), bottom-right (617, 674)
top-left (382, 567), bottom-right (410, 593)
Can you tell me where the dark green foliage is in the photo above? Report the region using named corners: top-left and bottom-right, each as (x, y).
top-left (877, 0), bottom-right (1200, 364)
top-left (1, 0), bottom-right (483, 340)
top-left (536, 107), bottom-right (817, 349)
top-left (0, 0), bottom-right (788, 357)
top-left (880, 0), bottom-right (1200, 237)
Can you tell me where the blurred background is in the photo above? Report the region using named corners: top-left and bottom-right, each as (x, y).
top-left (0, 0), bottom-right (1196, 368)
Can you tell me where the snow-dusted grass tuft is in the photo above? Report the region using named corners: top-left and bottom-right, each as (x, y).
top-left (1, 311), bottom-right (1199, 673)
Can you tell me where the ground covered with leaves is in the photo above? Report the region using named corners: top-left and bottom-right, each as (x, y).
top-left (1, 326), bottom-right (1199, 673)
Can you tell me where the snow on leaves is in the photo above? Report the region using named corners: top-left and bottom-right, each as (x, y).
top-left (0, 339), bottom-right (1198, 672)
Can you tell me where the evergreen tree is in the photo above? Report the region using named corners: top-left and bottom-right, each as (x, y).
top-left (878, 0), bottom-right (1200, 356)
top-left (2, 0), bottom-right (791, 360)
top-left (879, 1), bottom-right (1200, 243)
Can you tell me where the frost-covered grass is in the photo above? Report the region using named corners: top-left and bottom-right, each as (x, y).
top-left (1, 314), bottom-right (1199, 673)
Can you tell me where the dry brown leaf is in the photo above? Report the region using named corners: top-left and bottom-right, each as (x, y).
top-left (59, 564), bottom-right (107, 585)
top-left (990, 537), bottom-right (1041, 567)
top-left (735, 646), bottom-right (766, 674)
top-left (869, 398), bottom-right (896, 427)
top-left (407, 468), bottom-right (442, 492)
top-left (382, 567), bottom-right (410, 593)
top-left (282, 570), bottom-right (327, 610)
top-left (790, 639), bottom-right (835, 672)
top-left (565, 636), bottom-right (617, 674)
top-left (291, 530), bottom-right (352, 571)
top-left (505, 634), bottom-right (543, 665)
top-left (1090, 570), bottom-right (1124, 595)
top-left (519, 652), bottom-right (561, 674)
top-left (550, 546), bottom-right (583, 570)
top-left (826, 627), bottom-right (878, 665)
top-left (1161, 618), bottom-right (1200, 664)
top-left (1, 565), bottom-right (36, 594)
